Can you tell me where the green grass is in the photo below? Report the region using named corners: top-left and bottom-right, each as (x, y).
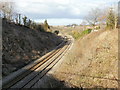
top-left (71, 29), bottom-right (92, 40)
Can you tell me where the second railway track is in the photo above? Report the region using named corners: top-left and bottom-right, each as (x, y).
top-left (2, 38), bottom-right (72, 89)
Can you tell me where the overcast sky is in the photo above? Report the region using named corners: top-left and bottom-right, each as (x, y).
top-left (11, 0), bottom-right (119, 25)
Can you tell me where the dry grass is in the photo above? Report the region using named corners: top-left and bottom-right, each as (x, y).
top-left (2, 20), bottom-right (63, 77)
top-left (53, 29), bottom-right (118, 88)
top-left (51, 25), bottom-right (84, 35)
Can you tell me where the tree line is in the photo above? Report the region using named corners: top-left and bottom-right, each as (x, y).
top-left (82, 4), bottom-right (118, 30)
top-left (0, 2), bottom-right (50, 32)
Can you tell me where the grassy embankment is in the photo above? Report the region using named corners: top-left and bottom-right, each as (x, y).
top-left (53, 29), bottom-right (118, 88)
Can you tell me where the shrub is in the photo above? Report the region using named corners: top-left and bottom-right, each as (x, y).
top-left (36, 24), bottom-right (45, 32)
top-left (44, 20), bottom-right (50, 31)
top-left (71, 31), bottom-right (81, 39)
top-left (54, 30), bottom-right (59, 35)
top-left (106, 8), bottom-right (115, 30)
top-left (71, 29), bottom-right (92, 40)
top-left (82, 29), bottom-right (92, 34)
top-left (95, 26), bottom-right (100, 30)
top-left (22, 16), bottom-right (27, 26)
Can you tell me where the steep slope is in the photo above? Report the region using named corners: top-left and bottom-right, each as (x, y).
top-left (53, 29), bottom-right (118, 88)
top-left (2, 20), bottom-right (63, 77)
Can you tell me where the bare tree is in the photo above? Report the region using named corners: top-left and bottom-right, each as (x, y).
top-left (80, 21), bottom-right (87, 30)
top-left (98, 8), bottom-right (109, 24)
top-left (85, 8), bottom-right (101, 26)
top-left (0, 2), bottom-right (15, 20)
top-left (15, 13), bottom-right (19, 24)
top-left (85, 6), bottom-right (118, 30)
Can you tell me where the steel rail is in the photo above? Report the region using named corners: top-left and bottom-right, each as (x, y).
top-left (2, 40), bottom-right (67, 89)
top-left (10, 40), bottom-right (71, 88)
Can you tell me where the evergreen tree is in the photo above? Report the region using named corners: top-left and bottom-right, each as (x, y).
top-left (44, 20), bottom-right (49, 31)
top-left (22, 16), bottom-right (27, 26)
top-left (106, 8), bottom-right (115, 29)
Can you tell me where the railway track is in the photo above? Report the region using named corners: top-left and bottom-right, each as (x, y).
top-left (2, 38), bottom-right (72, 89)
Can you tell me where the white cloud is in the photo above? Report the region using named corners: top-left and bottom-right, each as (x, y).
top-left (35, 18), bottom-right (83, 25)
top-left (10, 0), bottom-right (119, 25)
top-left (14, 0), bottom-right (118, 16)
top-left (70, 7), bottom-right (81, 15)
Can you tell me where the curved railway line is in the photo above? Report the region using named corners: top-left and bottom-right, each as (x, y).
top-left (2, 38), bottom-right (72, 89)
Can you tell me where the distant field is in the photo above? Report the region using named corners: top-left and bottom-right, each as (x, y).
top-left (51, 25), bottom-right (85, 36)
top-left (51, 24), bottom-right (106, 35)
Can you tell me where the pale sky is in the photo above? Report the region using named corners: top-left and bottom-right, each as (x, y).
top-left (3, 0), bottom-right (119, 25)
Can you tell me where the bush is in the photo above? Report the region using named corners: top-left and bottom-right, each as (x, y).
top-left (22, 16), bottom-right (27, 26)
top-left (71, 29), bottom-right (92, 40)
top-left (71, 31), bottom-right (81, 39)
top-left (95, 26), bottom-right (100, 30)
top-left (82, 29), bottom-right (92, 34)
top-left (54, 30), bottom-right (59, 35)
top-left (35, 24), bottom-right (45, 32)
top-left (44, 20), bottom-right (50, 31)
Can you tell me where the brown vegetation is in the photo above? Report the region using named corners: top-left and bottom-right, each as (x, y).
top-left (52, 29), bottom-right (118, 88)
top-left (2, 20), bottom-right (63, 77)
